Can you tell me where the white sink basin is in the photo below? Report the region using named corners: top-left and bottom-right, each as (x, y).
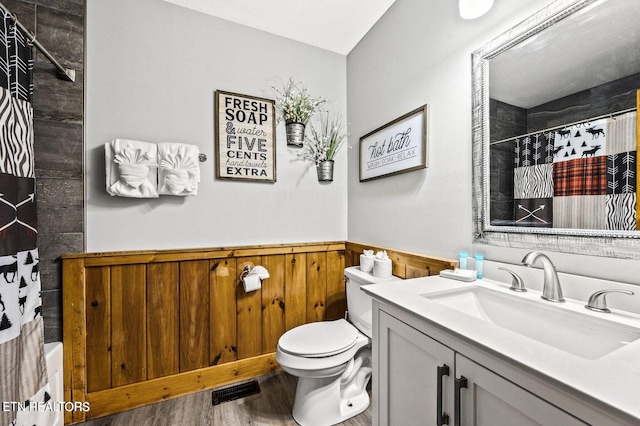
top-left (422, 286), bottom-right (640, 360)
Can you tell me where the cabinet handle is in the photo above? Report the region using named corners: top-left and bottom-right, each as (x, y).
top-left (454, 376), bottom-right (468, 426)
top-left (437, 364), bottom-right (450, 425)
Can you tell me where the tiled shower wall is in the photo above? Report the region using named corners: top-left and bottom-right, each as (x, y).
top-left (527, 72), bottom-right (640, 133)
top-left (5, 0), bottom-right (85, 342)
top-left (489, 99), bottom-right (526, 224)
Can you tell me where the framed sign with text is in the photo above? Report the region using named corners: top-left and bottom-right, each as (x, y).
top-left (215, 90), bottom-right (277, 182)
top-left (359, 105), bottom-right (428, 182)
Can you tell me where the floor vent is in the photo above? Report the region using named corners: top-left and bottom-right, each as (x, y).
top-left (212, 380), bottom-right (261, 405)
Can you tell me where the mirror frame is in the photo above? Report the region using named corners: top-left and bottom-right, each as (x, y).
top-left (471, 0), bottom-right (640, 260)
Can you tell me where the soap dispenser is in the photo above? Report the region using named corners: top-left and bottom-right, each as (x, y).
top-left (474, 253), bottom-right (484, 279)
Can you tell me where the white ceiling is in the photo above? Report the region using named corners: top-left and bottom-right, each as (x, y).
top-left (162, 0), bottom-right (398, 55)
top-left (490, 0), bottom-right (640, 109)
top-left (163, 0), bottom-right (640, 109)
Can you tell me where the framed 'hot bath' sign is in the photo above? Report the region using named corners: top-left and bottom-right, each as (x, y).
top-left (359, 105), bottom-right (428, 182)
top-left (215, 90), bottom-right (277, 182)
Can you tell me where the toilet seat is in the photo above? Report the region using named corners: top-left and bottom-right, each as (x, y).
top-left (278, 319), bottom-right (359, 357)
top-left (276, 267), bottom-right (401, 426)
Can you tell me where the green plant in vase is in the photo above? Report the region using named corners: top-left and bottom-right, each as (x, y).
top-left (272, 78), bottom-right (326, 147)
top-left (299, 112), bottom-right (347, 182)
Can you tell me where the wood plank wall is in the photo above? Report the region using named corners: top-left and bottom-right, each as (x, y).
top-left (345, 241), bottom-right (458, 278)
top-left (63, 241), bottom-right (456, 423)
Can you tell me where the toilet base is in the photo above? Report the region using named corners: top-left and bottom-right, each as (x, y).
top-left (291, 374), bottom-right (370, 426)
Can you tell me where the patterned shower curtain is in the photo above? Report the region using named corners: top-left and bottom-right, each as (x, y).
top-left (512, 110), bottom-right (638, 229)
top-left (0, 7), bottom-right (52, 426)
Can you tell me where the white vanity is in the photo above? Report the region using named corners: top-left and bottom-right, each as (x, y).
top-left (364, 265), bottom-right (640, 425)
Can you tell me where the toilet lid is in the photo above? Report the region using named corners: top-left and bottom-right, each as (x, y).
top-left (278, 319), bottom-right (359, 358)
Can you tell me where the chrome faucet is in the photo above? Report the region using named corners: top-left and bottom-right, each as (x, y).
top-left (585, 289), bottom-right (634, 313)
top-left (521, 251), bottom-right (565, 303)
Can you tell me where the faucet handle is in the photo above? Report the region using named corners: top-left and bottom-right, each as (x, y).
top-left (585, 289), bottom-right (634, 313)
top-left (498, 267), bottom-right (526, 292)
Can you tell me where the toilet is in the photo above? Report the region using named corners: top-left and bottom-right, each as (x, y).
top-left (276, 266), bottom-right (401, 426)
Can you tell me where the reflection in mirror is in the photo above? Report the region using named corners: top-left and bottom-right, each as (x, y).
top-left (472, 0), bottom-right (640, 258)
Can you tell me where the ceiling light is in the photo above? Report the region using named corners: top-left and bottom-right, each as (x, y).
top-left (459, 0), bottom-right (494, 19)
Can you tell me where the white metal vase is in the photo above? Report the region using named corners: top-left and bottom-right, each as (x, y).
top-left (316, 160), bottom-right (334, 182)
top-left (286, 122), bottom-right (305, 147)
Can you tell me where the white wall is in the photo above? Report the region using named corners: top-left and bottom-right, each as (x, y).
top-left (347, 0), bottom-right (640, 285)
top-left (86, 0), bottom-right (640, 285)
top-left (85, 0), bottom-right (347, 252)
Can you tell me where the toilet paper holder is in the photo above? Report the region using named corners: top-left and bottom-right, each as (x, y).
top-left (239, 265), bottom-right (270, 281)
top-left (239, 265), bottom-right (270, 293)
top-left (240, 265), bottom-right (252, 281)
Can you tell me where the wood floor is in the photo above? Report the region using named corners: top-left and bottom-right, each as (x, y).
top-left (78, 372), bottom-right (372, 426)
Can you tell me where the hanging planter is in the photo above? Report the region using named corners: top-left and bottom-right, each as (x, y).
top-left (299, 112), bottom-right (346, 183)
top-left (316, 160), bottom-right (334, 182)
top-left (272, 78), bottom-right (325, 148)
top-left (285, 122), bottom-right (305, 147)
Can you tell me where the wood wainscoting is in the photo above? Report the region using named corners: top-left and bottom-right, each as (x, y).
top-left (345, 241), bottom-right (457, 278)
top-left (62, 242), bottom-right (455, 423)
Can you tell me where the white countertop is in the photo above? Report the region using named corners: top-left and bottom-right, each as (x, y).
top-left (363, 274), bottom-right (640, 422)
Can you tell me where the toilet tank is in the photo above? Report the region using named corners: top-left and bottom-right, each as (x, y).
top-left (344, 266), bottom-right (401, 338)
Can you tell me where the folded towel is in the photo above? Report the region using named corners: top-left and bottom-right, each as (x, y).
top-left (105, 139), bottom-right (158, 198)
top-left (157, 143), bottom-right (200, 196)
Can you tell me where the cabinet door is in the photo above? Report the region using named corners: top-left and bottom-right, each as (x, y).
top-left (455, 355), bottom-right (587, 426)
top-left (378, 311), bottom-right (455, 426)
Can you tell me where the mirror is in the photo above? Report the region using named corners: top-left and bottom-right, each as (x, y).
top-left (472, 0), bottom-right (640, 259)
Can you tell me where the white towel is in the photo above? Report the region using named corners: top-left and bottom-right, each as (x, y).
top-left (157, 143), bottom-right (201, 196)
top-left (105, 139), bottom-right (158, 198)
